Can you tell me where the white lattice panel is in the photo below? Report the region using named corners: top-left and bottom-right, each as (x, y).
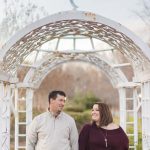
top-left (0, 11), bottom-right (150, 77)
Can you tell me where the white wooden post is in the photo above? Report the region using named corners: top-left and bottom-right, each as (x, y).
top-left (14, 86), bottom-right (34, 150)
top-left (0, 82), bottom-right (11, 150)
top-left (119, 87), bottom-right (126, 131)
top-left (5, 84), bottom-right (11, 150)
top-left (133, 87), bottom-right (138, 146)
top-left (0, 82), bottom-right (4, 150)
top-left (118, 83), bottom-right (140, 149)
top-left (141, 81), bottom-right (150, 149)
top-left (26, 88), bottom-right (33, 145)
top-left (14, 88), bottom-right (19, 150)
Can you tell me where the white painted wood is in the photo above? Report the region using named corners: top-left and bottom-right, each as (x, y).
top-left (1, 10), bottom-right (150, 61)
top-left (5, 85), bottom-right (11, 150)
top-left (26, 88), bottom-right (33, 145)
top-left (26, 53), bottom-right (128, 88)
top-left (0, 71), bottom-right (18, 83)
top-left (119, 87), bottom-right (126, 131)
top-left (15, 88), bottom-right (19, 150)
top-left (0, 82), bottom-right (4, 150)
top-left (0, 9), bottom-right (149, 150)
top-left (16, 83), bottom-right (34, 88)
top-left (0, 10), bottom-right (150, 79)
top-left (112, 63), bottom-right (131, 68)
top-left (119, 85), bottom-right (140, 150)
top-left (133, 88), bottom-right (138, 146)
top-left (0, 83), bottom-right (11, 150)
top-left (141, 81), bottom-right (150, 149)
top-left (35, 48), bottom-right (114, 53)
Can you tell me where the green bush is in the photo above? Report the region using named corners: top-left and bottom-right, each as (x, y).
top-left (65, 110), bottom-right (91, 130)
top-left (73, 92), bottom-right (101, 109)
top-left (64, 104), bottom-right (84, 112)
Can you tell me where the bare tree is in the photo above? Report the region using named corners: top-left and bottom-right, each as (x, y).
top-left (0, 0), bottom-right (48, 46)
top-left (137, 0), bottom-right (150, 28)
top-left (135, 0), bottom-right (150, 45)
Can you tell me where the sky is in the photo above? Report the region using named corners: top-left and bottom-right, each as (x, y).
top-left (0, 0), bottom-right (149, 42)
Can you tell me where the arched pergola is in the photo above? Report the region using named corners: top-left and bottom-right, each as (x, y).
top-left (0, 10), bottom-right (150, 150)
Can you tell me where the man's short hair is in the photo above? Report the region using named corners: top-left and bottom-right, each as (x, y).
top-left (48, 90), bottom-right (66, 104)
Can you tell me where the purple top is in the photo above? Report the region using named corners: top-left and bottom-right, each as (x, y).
top-left (79, 123), bottom-right (129, 150)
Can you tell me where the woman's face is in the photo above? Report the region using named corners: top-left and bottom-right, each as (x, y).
top-left (91, 104), bottom-right (100, 123)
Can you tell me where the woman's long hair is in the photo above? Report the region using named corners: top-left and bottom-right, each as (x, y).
top-left (93, 102), bottom-right (113, 127)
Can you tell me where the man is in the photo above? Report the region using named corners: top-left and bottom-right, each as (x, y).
top-left (27, 90), bottom-right (78, 150)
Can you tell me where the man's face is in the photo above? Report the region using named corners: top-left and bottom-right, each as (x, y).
top-left (50, 94), bottom-right (66, 114)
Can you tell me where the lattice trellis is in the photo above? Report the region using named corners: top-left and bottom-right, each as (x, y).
top-left (0, 10), bottom-right (150, 150)
top-left (1, 11), bottom-right (150, 77)
top-left (23, 53), bottom-right (127, 88)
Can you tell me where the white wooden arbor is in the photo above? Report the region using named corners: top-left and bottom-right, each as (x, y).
top-left (0, 10), bottom-right (150, 150)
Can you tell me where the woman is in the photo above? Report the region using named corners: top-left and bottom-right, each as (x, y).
top-left (79, 102), bottom-right (129, 150)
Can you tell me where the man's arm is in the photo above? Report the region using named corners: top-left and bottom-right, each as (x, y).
top-left (26, 117), bottom-right (38, 150)
top-left (70, 119), bottom-right (79, 150)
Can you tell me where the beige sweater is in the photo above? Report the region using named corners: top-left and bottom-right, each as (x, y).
top-left (27, 111), bottom-right (78, 150)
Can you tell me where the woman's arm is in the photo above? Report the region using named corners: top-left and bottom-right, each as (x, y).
top-left (79, 124), bottom-right (90, 150)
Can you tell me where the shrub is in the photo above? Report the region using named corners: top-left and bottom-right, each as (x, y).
top-left (65, 110), bottom-right (91, 131)
top-left (73, 92), bottom-right (101, 109)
